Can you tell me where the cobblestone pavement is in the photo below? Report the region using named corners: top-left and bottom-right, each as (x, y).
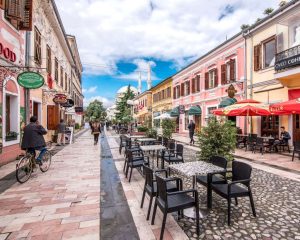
top-left (0, 131), bottom-right (100, 240)
top-left (170, 148), bottom-right (300, 240)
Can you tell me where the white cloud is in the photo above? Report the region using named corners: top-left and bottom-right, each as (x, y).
top-left (56, 0), bottom-right (279, 73)
top-left (82, 86), bottom-right (98, 93)
top-left (83, 95), bottom-right (114, 108)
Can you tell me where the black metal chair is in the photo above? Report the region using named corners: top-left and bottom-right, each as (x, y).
top-left (123, 139), bottom-right (141, 173)
top-left (140, 165), bottom-right (180, 220)
top-left (119, 135), bottom-right (127, 154)
top-left (252, 137), bottom-right (269, 155)
top-left (211, 161), bottom-right (256, 225)
top-left (196, 156), bottom-right (227, 185)
top-left (278, 140), bottom-right (290, 153)
top-left (151, 175), bottom-right (199, 240)
top-left (246, 134), bottom-right (257, 152)
top-left (292, 141), bottom-right (300, 161)
top-left (125, 150), bottom-right (149, 182)
top-left (157, 141), bottom-right (175, 168)
top-left (162, 144), bottom-right (184, 169)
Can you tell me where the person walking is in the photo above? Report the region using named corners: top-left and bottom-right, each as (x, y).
top-left (91, 122), bottom-right (101, 145)
top-left (57, 119), bottom-right (66, 146)
top-left (188, 120), bottom-right (196, 145)
top-left (21, 116), bottom-right (47, 165)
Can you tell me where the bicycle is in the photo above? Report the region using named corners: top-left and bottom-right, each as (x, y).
top-left (16, 145), bottom-right (52, 184)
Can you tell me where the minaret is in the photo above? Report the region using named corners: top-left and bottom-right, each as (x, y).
top-left (138, 71), bottom-right (142, 94)
top-left (147, 62), bottom-right (152, 90)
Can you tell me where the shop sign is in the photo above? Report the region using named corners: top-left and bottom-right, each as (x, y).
top-left (75, 107), bottom-right (84, 114)
top-left (179, 105), bottom-right (185, 114)
top-left (61, 99), bottom-right (74, 108)
top-left (53, 94), bottom-right (67, 104)
top-left (0, 42), bottom-right (16, 62)
top-left (17, 72), bottom-right (44, 89)
top-left (275, 54), bottom-right (300, 71)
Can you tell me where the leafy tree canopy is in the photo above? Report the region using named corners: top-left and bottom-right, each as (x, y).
top-left (116, 85), bottom-right (135, 123)
top-left (85, 100), bottom-right (106, 121)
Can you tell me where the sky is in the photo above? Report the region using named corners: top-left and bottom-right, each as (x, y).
top-left (55, 0), bottom-right (279, 108)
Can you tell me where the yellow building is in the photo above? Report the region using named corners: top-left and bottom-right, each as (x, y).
top-left (245, 0), bottom-right (300, 141)
top-left (150, 78), bottom-right (173, 128)
top-left (133, 91), bottom-right (152, 126)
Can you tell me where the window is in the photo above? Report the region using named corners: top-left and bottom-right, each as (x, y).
top-left (46, 45), bottom-right (51, 74)
top-left (65, 73), bottom-right (67, 91)
top-left (209, 70), bottom-right (215, 88)
top-left (60, 67), bottom-right (63, 88)
top-left (185, 81), bottom-right (190, 96)
top-left (54, 58), bottom-right (58, 82)
top-left (205, 69), bottom-right (218, 89)
top-left (196, 75), bottom-right (200, 92)
top-left (207, 107), bottom-right (217, 117)
top-left (261, 115), bottom-right (279, 137)
top-left (174, 85), bottom-right (180, 99)
top-left (222, 59), bottom-right (236, 84)
top-left (5, 94), bottom-right (18, 141)
top-left (263, 38), bottom-right (276, 68)
top-left (167, 87), bottom-right (171, 98)
top-left (34, 27), bottom-right (42, 65)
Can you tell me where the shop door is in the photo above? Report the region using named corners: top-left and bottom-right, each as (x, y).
top-left (293, 114), bottom-right (300, 142)
top-left (195, 115), bottom-right (201, 132)
top-left (261, 115), bottom-right (279, 137)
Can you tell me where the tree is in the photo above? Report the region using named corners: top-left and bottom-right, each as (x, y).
top-left (240, 24), bottom-right (250, 31)
top-left (115, 85), bottom-right (135, 124)
top-left (263, 8), bottom-right (274, 15)
top-left (197, 117), bottom-right (236, 162)
top-left (85, 100), bottom-right (106, 121)
top-left (161, 119), bottom-right (176, 139)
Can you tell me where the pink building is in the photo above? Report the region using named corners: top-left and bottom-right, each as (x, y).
top-left (171, 33), bottom-right (246, 135)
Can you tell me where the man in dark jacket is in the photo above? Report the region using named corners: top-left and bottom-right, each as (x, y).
top-left (21, 116), bottom-right (47, 165)
top-left (188, 120), bottom-right (196, 145)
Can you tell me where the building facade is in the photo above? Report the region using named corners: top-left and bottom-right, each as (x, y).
top-left (151, 78), bottom-right (173, 129)
top-left (245, 0), bottom-right (300, 141)
top-left (0, 1), bottom-right (28, 165)
top-left (172, 34), bottom-right (246, 135)
top-left (28, 0), bottom-right (82, 141)
top-left (133, 91), bottom-right (152, 125)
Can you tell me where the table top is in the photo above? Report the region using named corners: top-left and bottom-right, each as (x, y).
top-left (137, 138), bottom-right (157, 142)
top-left (169, 161), bottom-right (224, 177)
top-left (140, 145), bottom-right (166, 151)
top-left (260, 136), bottom-right (274, 140)
top-left (126, 135), bottom-right (147, 139)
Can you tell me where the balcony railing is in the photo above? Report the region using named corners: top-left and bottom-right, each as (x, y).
top-left (275, 44), bottom-right (300, 71)
top-left (276, 45), bottom-right (300, 62)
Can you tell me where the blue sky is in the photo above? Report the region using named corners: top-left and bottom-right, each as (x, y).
top-left (56, 0), bottom-right (279, 107)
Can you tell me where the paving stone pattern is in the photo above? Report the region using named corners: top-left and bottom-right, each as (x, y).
top-left (172, 148), bottom-right (300, 240)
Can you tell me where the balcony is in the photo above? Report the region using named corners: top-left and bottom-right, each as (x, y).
top-left (275, 44), bottom-right (300, 71)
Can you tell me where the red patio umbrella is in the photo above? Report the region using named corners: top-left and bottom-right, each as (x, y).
top-left (212, 99), bottom-right (271, 116)
top-left (270, 98), bottom-right (300, 114)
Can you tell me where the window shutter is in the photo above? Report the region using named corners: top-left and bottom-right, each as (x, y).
top-left (230, 59), bottom-right (236, 81)
top-left (221, 64), bottom-right (226, 84)
top-left (0, 0), bottom-right (5, 10)
top-left (196, 75), bottom-right (200, 92)
top-left (47, 105), bottom-right (59, 130)
top-left (19, 0), bottom-right (33, 31)
top-left (181, 83), bottom-right (184, 96)
top-left (191, 78), bottom-right (195, 93)
top-left (177, 86), bottom-right (180, 97)
top-left (186, 81), bottom-right (190, 95)
top-left (205, 72), bottom-right (209, 90)
top-left (6, 0), bottom-right (22, 20)
top-left (214, 68), bottom-right (218, 87)
top-left (254, 44), bottom-right (262, 71)
top-left (173, 87), bottom-right (176, 99)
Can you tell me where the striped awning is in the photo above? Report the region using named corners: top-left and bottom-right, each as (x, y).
top-left (188, 105), bottom-right (202, 115)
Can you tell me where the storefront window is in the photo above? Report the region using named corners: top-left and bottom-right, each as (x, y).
top-left (5, 94), bottom-right (19, 141)
top-left (261, 116), bottom-right (279, 137)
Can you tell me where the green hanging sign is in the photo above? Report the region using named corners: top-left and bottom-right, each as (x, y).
top-left (17, 72), bottom-right (44, 89)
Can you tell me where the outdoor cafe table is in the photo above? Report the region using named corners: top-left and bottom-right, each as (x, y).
top-left (125, 135), bottom-right (147, 139)
top-left (137, 138), bottom-right (157, 144)
top-left (169, 161), bottom-right (225, 218)
top-left (140, 145), bottom-right (166, 167)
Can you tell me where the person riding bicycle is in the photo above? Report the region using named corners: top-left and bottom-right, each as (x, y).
top-left (21, 116), bottom-right (48, 166)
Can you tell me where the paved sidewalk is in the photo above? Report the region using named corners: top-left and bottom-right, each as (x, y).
top-left (0, 130), bottom-right (100, 240)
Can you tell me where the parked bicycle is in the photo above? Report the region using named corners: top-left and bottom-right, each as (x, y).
top-left (16, 142), bottom-right (52, 183)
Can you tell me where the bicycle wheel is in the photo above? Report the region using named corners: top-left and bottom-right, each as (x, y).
top-left (16, 156), bottom-right (33, 183)
top-left (39, 150), bottom-right (52, 172)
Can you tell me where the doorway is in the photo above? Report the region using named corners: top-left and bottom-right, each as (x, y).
top-left (195, 115), bottom-right (201, 132)
top-left (293, 114), bottom-right (300, 142)
top-left (32, 101), bottom-right (41, 122)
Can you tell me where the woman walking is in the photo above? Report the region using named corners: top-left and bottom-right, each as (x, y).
top-left (91, 122), bottom-right (101, 145)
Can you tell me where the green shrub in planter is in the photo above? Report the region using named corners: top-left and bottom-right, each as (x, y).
top-left (75, 123), bottom-right (80, 130)
top-left (147, 128), bottom-right (157, 138)
top-left (197, 117), bottom-right (236, 162)
top-left (161, 119), bottom-right (175, 139)
top-left (137, 126), bottom-right (148, 132)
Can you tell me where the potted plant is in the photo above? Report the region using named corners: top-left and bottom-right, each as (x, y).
top-left (147, 128), bottom-right (157, 138)
top-left (161, 119), bottom-right (176, 139)
top-left (197, 117), bottom-right (236, 162)
top-left (137, 126), bottom-right (148, 132)
top-left (5, 131), bottom-right (18, 141)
